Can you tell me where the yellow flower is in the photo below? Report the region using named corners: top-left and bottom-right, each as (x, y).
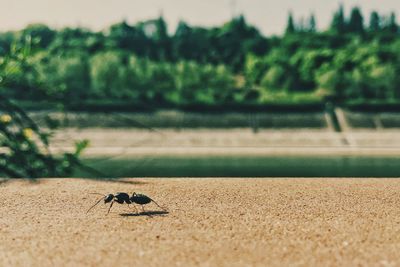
top-left (23, 128), bottom-right (34, 139)
top-left (0, 114), bottom-right (12, 123)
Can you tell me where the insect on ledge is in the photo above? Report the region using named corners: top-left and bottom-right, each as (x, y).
top-left (86, 192), bottom-right (167, 215)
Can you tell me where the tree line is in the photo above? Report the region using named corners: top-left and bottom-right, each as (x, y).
top-left (0, 5), bottom-right (399, 108)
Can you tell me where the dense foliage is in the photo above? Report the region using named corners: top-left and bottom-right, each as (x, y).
top-left (0, 42), bottom-right (88, 178)
top-left (0, 5), bottom-right (399, 107)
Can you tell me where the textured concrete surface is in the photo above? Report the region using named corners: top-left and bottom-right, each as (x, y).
top-left (1, 178), bottom-right (400, 266)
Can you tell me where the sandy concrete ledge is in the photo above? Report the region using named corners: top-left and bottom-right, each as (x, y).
top-left (1, 178), bottom-right (400, 266)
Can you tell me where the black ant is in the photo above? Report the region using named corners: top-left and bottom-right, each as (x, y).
top-left (86, 192), bottom-right (166, 215)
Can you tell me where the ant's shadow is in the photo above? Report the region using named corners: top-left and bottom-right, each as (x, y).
top-left (120, 211), bottom-right (169, 217)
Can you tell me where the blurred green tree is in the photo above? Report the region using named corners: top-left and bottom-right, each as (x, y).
top-left (308, 14), bottom-right (317, 33)
top-left (286, 12), bottom-right (296, 34)
top-left (369, 11), bottom-right (381, 32)
top-left (331, 4), bottom-right (347, 33)
top-left (348, 7), bottom-right (365, 34)
top-left (388, 12), bottom-right (399, 34)
top-left (21, 24), bottom-right (55, 48)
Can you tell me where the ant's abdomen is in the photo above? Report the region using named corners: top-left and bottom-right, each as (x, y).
top-left (131, 195), bottom-right (152, 205)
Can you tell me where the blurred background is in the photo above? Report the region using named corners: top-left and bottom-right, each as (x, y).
top-left (0, 0), bottom-right (400, 178)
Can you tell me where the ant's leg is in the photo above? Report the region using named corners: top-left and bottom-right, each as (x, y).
top-left (128, 204), bottom-right (138, 213)
top-left (107, 201), bottom-right (115, 215)
top-left (151, 199), bottom-right (167, 211)
top-left (141, 205), bottom-right (153, 217)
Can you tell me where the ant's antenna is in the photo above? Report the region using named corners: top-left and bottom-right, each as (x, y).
top-left (86, 196), bottom-right (105, 214)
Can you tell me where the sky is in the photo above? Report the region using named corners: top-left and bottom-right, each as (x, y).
top-left (1, 0), bottom-right (400, 35)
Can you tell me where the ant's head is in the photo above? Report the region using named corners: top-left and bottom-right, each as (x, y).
top-left (104, 194), bottom-right (114, 203)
